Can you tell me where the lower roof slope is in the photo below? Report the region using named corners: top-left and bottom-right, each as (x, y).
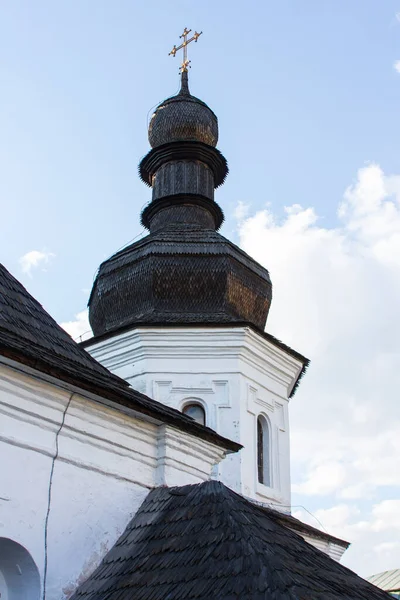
top-left (0, 263), bottom-right (240, 452)
top-left (0, 262), bottom-right (127, 391)
top-left (71, 480), bottom-right (389, 600)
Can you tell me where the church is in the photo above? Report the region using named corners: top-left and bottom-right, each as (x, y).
top-left (0, 29), bottom-right (391, 600)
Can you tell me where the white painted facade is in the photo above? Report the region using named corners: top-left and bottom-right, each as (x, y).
top-left (0, 358), bottom-right (228, 600)
top-left (85, 325), bottom-right (305, 512)
top-left (299, 533), bottom-right (347, 563)
top-left (85, 325), bottom-right (351, 562)
top-left (0, 322), bottom-right (348, 600)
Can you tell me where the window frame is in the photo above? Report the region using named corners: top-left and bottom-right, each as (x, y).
top-left (181, 401), bottom-right (207, 426)
top-left (257, 414), bottom-right (272, 488)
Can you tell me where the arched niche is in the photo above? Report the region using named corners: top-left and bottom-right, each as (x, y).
top-left (0, 538), bottom-right (40, 600)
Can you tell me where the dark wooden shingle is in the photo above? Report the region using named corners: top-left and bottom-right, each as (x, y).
top-left (70, 481), bottom-right (390, 600)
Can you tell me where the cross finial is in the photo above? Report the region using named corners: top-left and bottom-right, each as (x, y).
top-left (169, 28), bottom-right (203, 73)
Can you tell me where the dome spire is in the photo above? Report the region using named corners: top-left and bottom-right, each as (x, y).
top-left (179, 69), bottom-right (190, 96)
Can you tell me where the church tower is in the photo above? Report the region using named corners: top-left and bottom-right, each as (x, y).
top-left (83, 30), bottom-right (307, 510)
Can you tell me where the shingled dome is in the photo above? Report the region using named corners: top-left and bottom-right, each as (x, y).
top-left (88, 71), bottom-right (272, 338)
top-left (148, 71), bottom-right (218, 148)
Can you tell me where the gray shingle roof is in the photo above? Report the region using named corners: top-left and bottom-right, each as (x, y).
top-left (0, 263), bottom-right (128, 390)
top-left (70, 480), bottom-right (390, 600)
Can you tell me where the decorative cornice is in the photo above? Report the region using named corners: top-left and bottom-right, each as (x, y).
top-left (83, 323), bottom-right (308, 398)
top-left (141, 194), bottom-right (224, 230)
top-left (139, 140), bottom-right (228, 188)
top-left (85, 326), bottom-right (306, 399)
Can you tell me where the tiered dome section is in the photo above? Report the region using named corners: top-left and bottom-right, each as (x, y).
top-left (88, 72), bottom-right (273, 337)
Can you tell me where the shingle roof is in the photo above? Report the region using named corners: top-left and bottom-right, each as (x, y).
top-left (0, 263), bottom-right (241, 452)
top-left (0, 262), bottom-right (129, 390)
top-left (70, 480), bottom-right (390, 600)
top-left (88, 222), bottom-right (273, 338)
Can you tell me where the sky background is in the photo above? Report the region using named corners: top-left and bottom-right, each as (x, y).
top-left (1, 0), bottom-right (400, 578)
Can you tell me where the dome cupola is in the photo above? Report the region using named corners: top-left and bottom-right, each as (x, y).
top-left (88, 33), bottom-right (273, 338)
top-left (148, 71), bottom-right (218, 148)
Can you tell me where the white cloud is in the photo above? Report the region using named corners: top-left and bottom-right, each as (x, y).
top-left (236, 163), bottom-right (400, 576)
top-left (292, 461), bottom-right (347, 496)
top-left (293, 499), bottom-right (400, 574)
top-left (374, 541), bottom-right (400, 555)
top-left (61, 309), bottom-right (92, 342)
top-left (371, 500), bottom-right (400, 532)
top-left (234, 201), bottom-right (250, 223)
top-left (394, 60), bottom-right (400, 73)
top-left (294, 503), bottom-right (365, 540)
top-left (19, 250), bottom-right (55, 276)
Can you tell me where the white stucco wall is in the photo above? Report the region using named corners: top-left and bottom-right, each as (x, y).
top-left (86, 326), bottom-right (304, 511)
top-left (299, 532), bottom-right (348, 562)
top-left (0, 359), bottom-right (227, 599)
top-left (85, 327), bottom-right (352, 563)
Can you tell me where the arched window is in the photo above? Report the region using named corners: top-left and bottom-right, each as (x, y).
top-left (182, 403), bottom-right (206, 426)
top-left (257, 415), bottom-right (271, 486)
top-left (0, 538), bottom-right (40, 600)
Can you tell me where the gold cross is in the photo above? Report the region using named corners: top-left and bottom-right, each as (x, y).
top-left (169, 28), bottom-right (203, 73)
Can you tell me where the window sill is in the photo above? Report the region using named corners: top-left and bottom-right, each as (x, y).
top-left (256, 481), bottom-right (284, 505)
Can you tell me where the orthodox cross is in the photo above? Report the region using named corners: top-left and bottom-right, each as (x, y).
top-left (169, 28), bottom-right (203, 73)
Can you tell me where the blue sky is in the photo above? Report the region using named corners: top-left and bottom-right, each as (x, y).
top-left (1, 0), bottom-right (399, 321)
top-left (2, 0), bottom-right (400, 577)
